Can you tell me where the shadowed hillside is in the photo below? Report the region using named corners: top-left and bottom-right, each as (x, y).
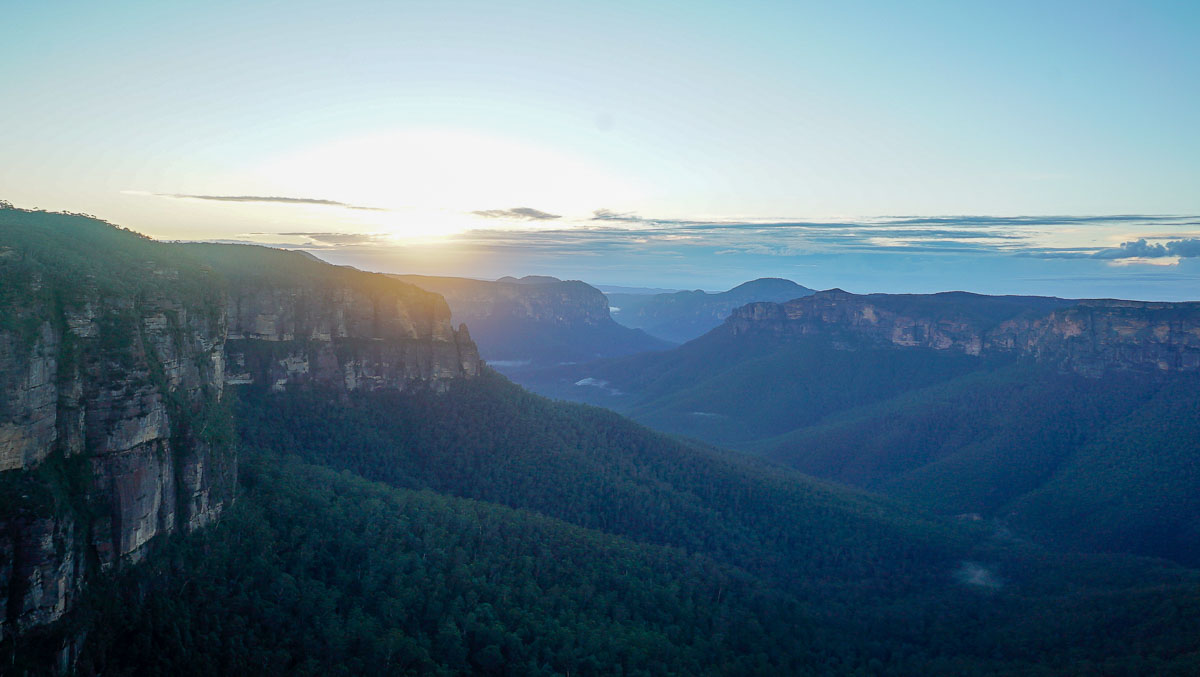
top-left (394, 274), bottom-right (672, 371)
top-left (517, 288), bottom-right (1200, 565)
top-left (607, 278), bottom-right (814, 343)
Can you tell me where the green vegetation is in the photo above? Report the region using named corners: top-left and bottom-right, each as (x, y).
top-left (518, 332), bottom-right (998, 444)
top-left (0, 205), bottom-right (225, 341)
top-left (0, 449), bottom-right (95, 525)
top-left (750, 364), bottom-right (1200, 565)
top-left (70, 452), bottom-right (826, 676)
top-left (39, 378), bottom-right (1198, 675)
top-left (518, 320), bottom-right (1200, 566)
top-left (5, 208), bottom-right (1200, 674)
top-left (1007, 376), bottom-right (1200, 559)
top-left (235, 371), bottom-right (967, 597)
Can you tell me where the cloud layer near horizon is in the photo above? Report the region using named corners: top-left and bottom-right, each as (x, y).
top-left (471, 207), bottom-right (561, 220)
top-left (234, 213), bottom-right (1200, 260)
top-left (214, 213), bottom-right (1200, 301)
top-left (158, 193), bottom-right (387, 211)
top-left (1091, 238), bottom-right (1200, 259)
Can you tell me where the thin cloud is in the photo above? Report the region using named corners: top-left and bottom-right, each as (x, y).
top-left (885, 215), bottom-right (1197, 227)
top-left (288, 212), bottom-right (1200, 302)
top-left (590, 209), bottom-right (711, 228)
top-left (156, 193), bottom-right (387, 211)
top-left (213, 209), bottom-right (1200, 270)
top-left (592, 208), bottom-right (643, 222)
top-left (471, 207), bottom-right (562, 220)
top-left (278, 232), bottom-right (381, 245)
top-left (1019, 249), bottom-right (1097, 259)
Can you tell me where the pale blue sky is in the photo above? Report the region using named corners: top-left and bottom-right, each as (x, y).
top-left (3, 1), bottom-right (1199, 297)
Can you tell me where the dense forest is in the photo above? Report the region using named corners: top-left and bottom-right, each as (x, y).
top-left (21, 373), bottom-right (1194, 675)
top-left (516, 325), bottom-right (1200, 566)
top-left (4, 208), bottom-right (1200, 674)
top-left (753, 362), bottom-right (1200, 564)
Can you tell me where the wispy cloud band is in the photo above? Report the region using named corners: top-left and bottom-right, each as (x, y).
top-left (471, 207), bottom-right (561, 220)
top-left (156, 193), bottom-right (387, 211)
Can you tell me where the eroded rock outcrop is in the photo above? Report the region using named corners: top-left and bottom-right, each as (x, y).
top-left (222, 282), bottom-right (479, 392)
top-left (183, 244), bottom-right (481, 392)
top-left (728, 289), bottom-right (1200, 375)
top-left (0, 213), bottom-right (481, 647)
top-left (0, 265), bottom-right (233, 639)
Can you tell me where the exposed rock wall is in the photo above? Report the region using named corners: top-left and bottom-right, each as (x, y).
top-left (991, 300), bottom-right (1200, 375)
top-left (0, 231), bottom-right (482, 646)
top-left (0, 322), bottom-right (60, 471)
top-left (0, 281), bottom-right (233, 638)
top-left (729, 290), bottom-right (1200, 375)
top-left (222, 279), bottom-right (480, 392)
top-left (0, 515), bottom-right (82, 635)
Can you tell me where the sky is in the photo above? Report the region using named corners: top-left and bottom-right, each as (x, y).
top-left (2, 1), bottom-right (1199, 298)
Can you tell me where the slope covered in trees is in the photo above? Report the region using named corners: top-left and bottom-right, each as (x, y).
top-left (64, 453), bottom-right (826, 676)
top-left (24, 375), bottom-right (1200, 675)
top-left (5, 208), bottom-right (1200, 674)
top-left (515, 318), bottom-right (1200, 566)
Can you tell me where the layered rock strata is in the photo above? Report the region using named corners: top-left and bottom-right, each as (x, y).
top-left (729, 289), bottom-right (1200, 375)
top-left (0, 227), bottom-right (481, 643)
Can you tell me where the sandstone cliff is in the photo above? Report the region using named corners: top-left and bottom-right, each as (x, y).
top-left (186, 245), bottom-right (481, 392)
top-left (0, 209), bottom-right (480, 647)
top-left (728, 289), bottom-right (1200, 375)
top-left (0, 215), bottom-right (233, 641)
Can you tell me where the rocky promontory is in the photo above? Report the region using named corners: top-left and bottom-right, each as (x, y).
top-left (0, 208), bottom-right (481, 647)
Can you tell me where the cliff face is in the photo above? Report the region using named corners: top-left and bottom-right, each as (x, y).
top-left (728, 289), bottom-right (1200, 375)
top-left (0, 264), bottom-right (232, 639)
top-left (0, 213), bottom-right (481, 645)
top-left (221, 275), bottom-right (480, 392)
top-left (990, 300), bottom-right (1200, 375)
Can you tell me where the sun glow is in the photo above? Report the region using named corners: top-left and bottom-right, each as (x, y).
top-left (252, 129), bottom-right (638, 239)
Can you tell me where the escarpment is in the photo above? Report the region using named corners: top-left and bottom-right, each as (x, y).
top-left (0, 209), bottom-right (480, 645)
top-left (0, 227), bottom-right (232, 642)
top-left (394, 274), bottom-right (615, 328)
top-left (728, 289), bottom-right (1200, 375)
top-left (183, 244), bottom-right (481, 392)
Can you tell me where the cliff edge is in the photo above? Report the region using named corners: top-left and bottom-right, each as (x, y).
top-left (729, 289), bottom-right (1200, 375)
top-left (0, 208), bottom-right (480, 647)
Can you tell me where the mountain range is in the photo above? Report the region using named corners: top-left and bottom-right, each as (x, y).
top-left (517, 288), bottom-right (1200, 566)
top-left (392, 274), bottom-right (671, 370)
top-left (2, 206), bottom-right (1200, 674)
top-left (606, 278), bottom-right (814, 343)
